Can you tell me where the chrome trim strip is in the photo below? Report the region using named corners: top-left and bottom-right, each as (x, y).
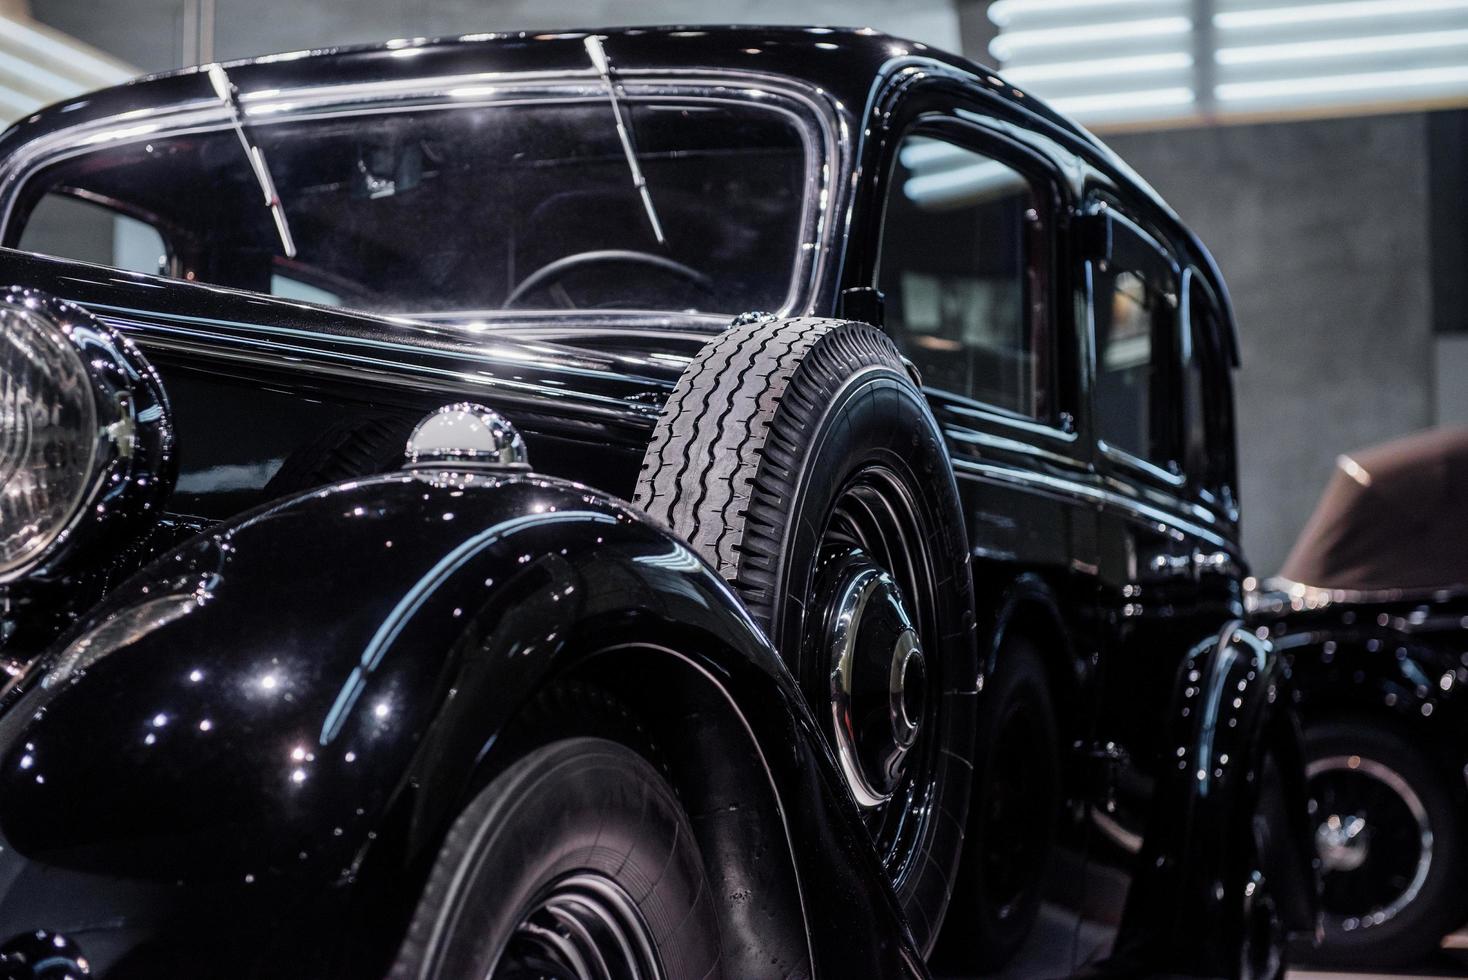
top-left (948, 455), bottom-right (1234, 551)
top-left (125, 329), bottom-right (661, 423)
top-left (943, 424), bottom-right (1083, 472)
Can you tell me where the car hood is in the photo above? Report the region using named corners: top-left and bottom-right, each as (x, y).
top-left (3, 249), bottom-right (720, 521)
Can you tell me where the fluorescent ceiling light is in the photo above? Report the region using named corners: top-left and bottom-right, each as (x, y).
top-left (0, 48), bottom-right (92, 98)
top-left (1003, 51), bottom-right (1192, 83)
top-left (1048, 85), bottom-right (1196, 114)
top-left (1215, 0), bottom-right (1468, 30)
top-left (904, 160), bottom-right (1028, 207)
top-left (989, 0), bottom-right (1175, 28)
top-left (990, 16), bottom-right (1191, 58)
top-left (0, 18), bottom-right (131, 87)
top-left (1216, 28), bottom-right (1468, 64)
top-left (1217, 64), bottom-right (1468, 100)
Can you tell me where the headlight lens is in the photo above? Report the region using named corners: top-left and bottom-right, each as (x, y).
top-left (0, 304), bottom-right (99, 577)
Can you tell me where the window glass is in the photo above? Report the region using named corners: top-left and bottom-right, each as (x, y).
top-left (8, 96), bottom-right (810, 317)
top-left (1184, 275), bottom-right (1234, 497)
top-left (19, 193), bottom-right (167, 276)
top-left (879, 133), bottom-right (1052, 419)
top-left (1093, 245), bottom-right (1177, 466)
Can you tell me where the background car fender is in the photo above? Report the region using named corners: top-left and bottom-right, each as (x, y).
top-left (0, 471), bottom-right (924, 979)
top-left (1270, 603), bottom-right (1468, 776)
top-left (1107, 622), bottom-right (1319, 976)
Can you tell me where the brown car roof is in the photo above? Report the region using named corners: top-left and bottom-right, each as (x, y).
top-left (1279, 426), bottom-right (1468, 591)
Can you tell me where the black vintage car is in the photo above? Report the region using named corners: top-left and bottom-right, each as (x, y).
top-left (1252, 426), bottom-right (1468, 967)
top-left (0, 26), bottom-right (1312, 980)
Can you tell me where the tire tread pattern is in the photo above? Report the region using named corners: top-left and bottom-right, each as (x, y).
top-left (633, 316), bottom-right (903, 624)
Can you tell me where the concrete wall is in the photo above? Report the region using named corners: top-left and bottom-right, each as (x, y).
top-left (1106, 114), bottom-right (1436, 573)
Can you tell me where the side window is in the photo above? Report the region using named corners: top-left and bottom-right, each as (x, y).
top-left (879, 132), bottom-right (1053, 420)
top-left (1091, 214), bottom-right (1179, 469)
top-left (1184, 274), bottom-right (1235, 500)
top-left (18, 193), bottom-right (168, 276)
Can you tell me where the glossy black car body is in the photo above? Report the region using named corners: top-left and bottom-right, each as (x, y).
top-left (0, 26), bottom-right (1312, 978)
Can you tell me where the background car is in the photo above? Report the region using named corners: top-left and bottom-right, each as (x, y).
top-left (0, 26), bottom-right (1311, 979)
top-left (1252, 426), bottom-right (1468, 968)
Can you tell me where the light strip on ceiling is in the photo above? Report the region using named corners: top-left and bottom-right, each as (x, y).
top-left (1217, 64), bottom-right (1468, 101)
top-left (989, 0), bottom-right (1174, 27)
top-left (1214, 0), bottom-right (1468, 30)
top-left (0, 18), bottom-right (132, 88)
top-left (989, 16), bottom-right (1191, 59)
top-left (0, 16), bottom-right (136, 124)
top-left (1003, 51), bottom-right (1193, 83)
top-left (1216, 27), bottom-right (1468, 64)
top-left (1048, 86), bottom-right (1197, 114)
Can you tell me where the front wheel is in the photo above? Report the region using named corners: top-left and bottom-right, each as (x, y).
top-left (1303, 720), bottom-right (1466, 968)
top-left (390, 737), bottom-right (723, 980)
top-left (634, 316), bottom-right (976, 953)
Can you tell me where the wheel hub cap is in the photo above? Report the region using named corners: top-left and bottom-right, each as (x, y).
top-left (1315, 813), bottom-right (1371, 872)
top-left (821, 551), bottom-right (927, 809)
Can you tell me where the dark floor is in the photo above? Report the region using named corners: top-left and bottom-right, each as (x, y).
top-left (948, 907), bottom-right (1468, 980)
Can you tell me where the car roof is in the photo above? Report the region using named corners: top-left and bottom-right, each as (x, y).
top-left (4, 25), bottom-right (1088, 164)
top-left (0, 24), bottom-right (1236, 348)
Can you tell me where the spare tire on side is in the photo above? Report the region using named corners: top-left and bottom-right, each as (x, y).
top-left (634, 315), bottom-right (977, 953)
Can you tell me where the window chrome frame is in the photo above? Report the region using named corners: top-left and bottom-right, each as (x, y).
top-left (0, 68), bottom-right (845, 319)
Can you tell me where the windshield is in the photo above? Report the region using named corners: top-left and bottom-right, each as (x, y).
top-left (6, 92), bottom-right (815, 316)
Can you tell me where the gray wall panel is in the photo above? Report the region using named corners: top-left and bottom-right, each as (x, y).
top-left (1107, 114), bottom-right (1434, 574)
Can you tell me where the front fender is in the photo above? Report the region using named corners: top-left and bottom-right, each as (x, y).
top-left (0, 471), bottom-right (922, 978)
top-left (1112, 622), bottom-right (1317, 977)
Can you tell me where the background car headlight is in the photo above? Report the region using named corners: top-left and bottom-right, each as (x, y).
top-left (0, 289), bottom-right (175, 584)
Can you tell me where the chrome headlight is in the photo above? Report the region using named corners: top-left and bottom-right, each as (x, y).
top-left (0, 289), bottom-right (175, 584)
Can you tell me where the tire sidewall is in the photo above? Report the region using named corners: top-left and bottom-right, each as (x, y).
top-left (954, 639), bottom-right (1060, 968)
top-left (1304, 719), bottom-right (1467, 965)
top-left (393, 737), bottom-right (720, 980)
top-left (750, 350), bottom-right (975, 949)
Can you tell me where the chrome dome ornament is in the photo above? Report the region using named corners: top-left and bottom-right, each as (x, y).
top-left (404, 402), bottom-right (530, 471)
top-left (0, 288), bottom-right (175, 585)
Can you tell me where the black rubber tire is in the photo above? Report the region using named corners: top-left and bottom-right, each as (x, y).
top-left (936, 636), bottom-right (1060, 973)
top-left (1303, 720), bottom-right (1467, 968)
top-left (389, 737), bottom-right (723, 980)
top-left (633, 316), bottom-right (975, 953)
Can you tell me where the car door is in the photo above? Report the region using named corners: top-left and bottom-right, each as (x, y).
top-left (1180, 268), bottom-right (1247, 624)
top-left (873, 109), bottom-right (1120, 973)
top-left (875, 117), bottom-right (1091, 614)
top-left (1075, 196), bottom-right (1202, 957)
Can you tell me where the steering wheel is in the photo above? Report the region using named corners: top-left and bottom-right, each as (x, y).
top-left (502, 249), bottom-right (714, 309)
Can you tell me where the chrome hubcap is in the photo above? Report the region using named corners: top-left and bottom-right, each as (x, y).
top-left (822, 550), bottom-right (927, 810)
top-left (1307, 754), bottom-right (1434, 931)
top-left (1315, 812), bottom-right (1370, 873)
top-left (494, 873), bottom-right (664, 980)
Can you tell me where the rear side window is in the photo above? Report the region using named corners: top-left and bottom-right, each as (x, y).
top-left (1091, 213), bottom-right (1179, 469)
top-left (878, 133), bottom-right (1053, 420)
top-left (1183, 273), bottom-right (1236, 501)
top-left (19, 193), bottom-right (167, 276)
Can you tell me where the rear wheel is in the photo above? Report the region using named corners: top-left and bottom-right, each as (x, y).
top-left (634, 316), bottom-right (976, 952)
top-left (1304, 720), bottom-right (1466, 968)
top-left (936, 636), bottom-right (1060, 972)
top-left (390, 737), bottom-right (722, 980)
